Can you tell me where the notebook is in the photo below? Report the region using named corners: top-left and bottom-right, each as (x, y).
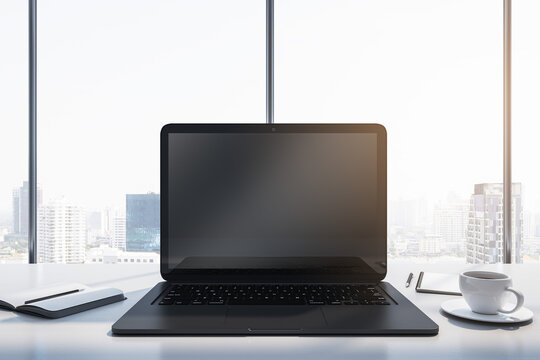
top-left (415, 272), bottom-right (461, 296)
top-left (0, 283), bottom-right (125, 318)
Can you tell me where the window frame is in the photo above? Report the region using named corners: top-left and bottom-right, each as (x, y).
top-left (24, 0), bottom-right (515, 264)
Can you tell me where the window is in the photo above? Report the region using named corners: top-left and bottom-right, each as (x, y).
top-left (514, 0), bottom-right (540, 262)
top-left (7, 1), bottom-right (527, 264)
top-left (37, 0), bottom-right (265, 263)
top-left (0, 1), bottom-right (28, 264)
top-left (276, 0), bottom-right (502, 263)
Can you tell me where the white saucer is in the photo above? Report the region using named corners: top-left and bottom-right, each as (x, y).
top-left (441, 298), bottom-right (533, 324)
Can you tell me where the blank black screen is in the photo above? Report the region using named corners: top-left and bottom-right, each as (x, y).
top-left (164, 128), bottom-right (385, 280)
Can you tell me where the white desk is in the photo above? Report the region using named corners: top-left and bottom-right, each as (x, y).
top-left (0, 262), bottom-right (538, 360)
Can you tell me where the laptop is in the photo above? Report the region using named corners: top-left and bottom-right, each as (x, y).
top-left (112, 123), bottom-right (438, 335)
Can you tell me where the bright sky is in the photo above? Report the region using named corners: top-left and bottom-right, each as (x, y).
top-left (1, 0), bottom-right (539, 218)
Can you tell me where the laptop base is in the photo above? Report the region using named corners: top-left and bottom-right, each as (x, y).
top-left (112, 281), bottom-right (438, 335)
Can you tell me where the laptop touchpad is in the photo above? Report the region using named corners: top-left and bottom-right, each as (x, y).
top-left (225, 306), bottom-right (327, 331)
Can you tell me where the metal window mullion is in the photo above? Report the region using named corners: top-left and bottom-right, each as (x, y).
top-left (503, 0), bottom-right (512, 264)
top-left (29, 0), bottom-right (37, 264)
top-left (266, 0), bottom-right (274, 124)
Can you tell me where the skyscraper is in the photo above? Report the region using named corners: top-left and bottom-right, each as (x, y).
top-left (12, 188), bottom-right (19, 234)
top-left (126, 193), bottom-right (159, 252)
top-left (433, 197), bottom-right (468, 255)
top-left (112, 214), bottom-right (126, 251)
top-left (466, 183), bottom-right (522, 264)
top-left (38, 198), bottom-right (86, 264)
top-left (12, 181), bottom-right (42, 235)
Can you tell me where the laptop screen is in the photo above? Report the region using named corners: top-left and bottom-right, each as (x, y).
top-left (161, 124), bottom-right (386, 283)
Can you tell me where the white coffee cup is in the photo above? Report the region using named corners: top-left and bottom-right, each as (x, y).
top-left (459, 271), bottom-right (524, 315)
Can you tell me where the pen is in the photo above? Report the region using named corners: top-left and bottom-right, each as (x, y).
top-left (405, 273), bottom-right (413, 288)
top-left (24, 289), bottom-right (83, 305)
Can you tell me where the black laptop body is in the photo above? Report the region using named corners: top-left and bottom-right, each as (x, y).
top-left (112, 124), bottom-right (438, 335)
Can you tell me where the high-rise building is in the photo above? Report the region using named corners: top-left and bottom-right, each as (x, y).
top-left (12, 189), bottom-right (19, 234)
top-left (433, 198), bottom-right (468, 255)
top-left (38, 199), bottom-right (86, 264)
top-left (100, 207), bottom-right (115, 237)
top-left (126, 193), bottom-right (159, 252)
top-left (86, 210), bottom-right (102, 232)
top-left (112, 214), bottom-right (126, 251)
top-left (12, 181), bottom-right (42, 235)
top-left (466, 183), bottom-right (522, 264)
top-left (86, 210), bottom-right (103, 247)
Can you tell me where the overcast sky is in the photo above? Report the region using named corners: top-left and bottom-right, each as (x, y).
top-left (1, 0), bottom-right (539, 218)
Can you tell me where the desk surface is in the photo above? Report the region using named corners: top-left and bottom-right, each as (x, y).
top-left (0, 262), bottom-right (538, 360)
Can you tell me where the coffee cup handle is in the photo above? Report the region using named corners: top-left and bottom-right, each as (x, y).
top-left (498, 287), bottom-right (524, 314)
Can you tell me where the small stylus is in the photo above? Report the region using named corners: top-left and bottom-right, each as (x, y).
top-left (405, 273), bottom-right (414, 288)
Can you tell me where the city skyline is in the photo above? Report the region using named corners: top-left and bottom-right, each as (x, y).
top-left (1, 180), bottom-right (539, 264)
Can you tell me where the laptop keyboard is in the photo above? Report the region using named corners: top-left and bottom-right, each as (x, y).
top-left (157, 284), bottom-right (392, 306)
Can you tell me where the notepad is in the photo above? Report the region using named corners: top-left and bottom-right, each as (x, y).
top-left (415, 272), bottom-right (461, 296)
top-left (0, 283), bottom-right (125, 318)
